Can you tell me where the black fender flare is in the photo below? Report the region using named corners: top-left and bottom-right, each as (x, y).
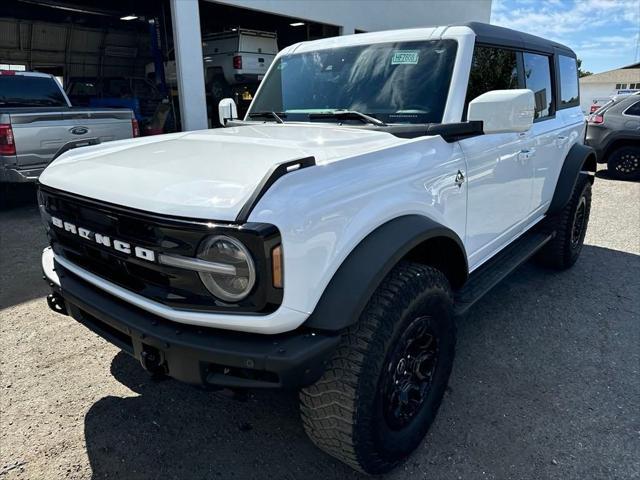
top-left (547, 143), bottom-right (596, 216)
top-left (303, 215), bottom-right (467, 332)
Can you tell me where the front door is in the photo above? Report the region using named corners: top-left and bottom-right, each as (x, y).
top-left (460, 132), bottom-right (534, 270)
top-left (459, 44), bottom-right (535, 271)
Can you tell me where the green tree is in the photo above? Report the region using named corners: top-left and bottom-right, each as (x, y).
top-left (577, 58), bottom-right (592, 78)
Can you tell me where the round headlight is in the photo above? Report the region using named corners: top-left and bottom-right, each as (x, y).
top-left (197, 235), bottom-right (256, 302)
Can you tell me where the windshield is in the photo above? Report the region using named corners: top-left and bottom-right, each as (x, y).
top-left (248, 40), bottom-right (457, 124)
top-left (0, 76), bottom-right (68, 107)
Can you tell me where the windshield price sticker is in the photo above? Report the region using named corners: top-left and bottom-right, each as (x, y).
top-left (392, 51), bottom-right (419, 65)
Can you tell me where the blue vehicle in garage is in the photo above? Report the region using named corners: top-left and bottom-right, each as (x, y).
top-left (65, 76), bottom-right (164, 125)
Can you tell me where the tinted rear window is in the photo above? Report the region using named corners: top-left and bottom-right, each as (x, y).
top-left (0, 75), bottom-right (67, 107)
top-left (624, 100), bottom-right (640, 116)
top-left (558, 55), bottom-right (579, 107)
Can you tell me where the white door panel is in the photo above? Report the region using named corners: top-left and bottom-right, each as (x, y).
top-left (459, 132), bottom-right (534, 269)
top-left (529, 117), bottom-right (567, 212)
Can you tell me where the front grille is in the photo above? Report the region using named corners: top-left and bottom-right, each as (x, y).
top-left (39, 186), bottom-right (282, 313)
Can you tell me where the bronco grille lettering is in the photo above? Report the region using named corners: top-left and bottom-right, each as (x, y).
top-left (50, 216), bottom-right (156, 262)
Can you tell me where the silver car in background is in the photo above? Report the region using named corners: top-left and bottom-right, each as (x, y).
top-left (586, 93), bottom-right (640, 180)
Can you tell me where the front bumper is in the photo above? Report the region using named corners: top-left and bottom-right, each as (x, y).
top-left (43, 249), bottom-right (339, 389)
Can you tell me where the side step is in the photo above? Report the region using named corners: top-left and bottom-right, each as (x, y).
top-left (454, 231), bottom-right (555, 316)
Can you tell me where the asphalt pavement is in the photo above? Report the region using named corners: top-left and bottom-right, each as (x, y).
top-left (1, 170), bottom-right (638, 479)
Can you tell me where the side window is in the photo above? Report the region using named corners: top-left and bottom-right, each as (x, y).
top-left (523, 52), bottom-right (553, 119)
top-left (558, 55), bottom-right (579, 107)
top-left (625, 101), bottom-right (640, 116)
top-left (464, 46), bottom-right (518, 116)
top-left (69, 81), bottom-right (96, 96)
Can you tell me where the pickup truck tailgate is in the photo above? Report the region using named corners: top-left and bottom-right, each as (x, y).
top-left (238, 53), bottom-right (275, 76)
top-left (9, 108), bottom-right (133, 169)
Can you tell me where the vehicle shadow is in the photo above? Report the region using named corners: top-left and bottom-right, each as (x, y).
top-left (0, 185), bottom-right (50, 309)
top-left (82, 244), bottom-right (640, 480)
top-left (0, 183), bottom-right (39, 211)
top-left (84, 351), bottom-right (366, 480)
top-left (594, 169), bottom-right (639, 182)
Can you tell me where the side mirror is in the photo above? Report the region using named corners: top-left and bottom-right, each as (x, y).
top-left (218, 98), bottom-right (238, 127)
top-left (468, 89), bottom-right (535, 134)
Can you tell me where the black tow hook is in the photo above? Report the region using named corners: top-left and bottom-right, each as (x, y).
top-left (46, 293), bottom-right (68, 316)
top-left (140, 345), bottom-right (168, 376)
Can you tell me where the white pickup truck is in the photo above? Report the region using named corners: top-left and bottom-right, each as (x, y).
top-left (148, 28), bottom-right (278, 117)
top-left (0, 71), bottom-right (137, 184)
top-left (39, 22), bottom-right (595, 474)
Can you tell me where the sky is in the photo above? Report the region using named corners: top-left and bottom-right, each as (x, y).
top-left (491, 0), bottom-right (640, 73)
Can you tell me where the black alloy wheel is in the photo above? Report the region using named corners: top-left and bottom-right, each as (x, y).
top-left (608, 146), bottom-right (640, 181)
top-left (382, 316), bottom-right (439, 430)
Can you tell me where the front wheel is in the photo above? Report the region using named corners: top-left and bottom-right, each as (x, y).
top-left (607, 146), bottom-right (640, 181)
top-left (299, 262), bottom-right (455, 474)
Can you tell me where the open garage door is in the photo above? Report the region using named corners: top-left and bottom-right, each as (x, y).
top-left (1, 0), bottom-right (341, 132)
top-left (195, 1), bottom-right (340, 126)
top-left (0, 0), bottom-right (178, 134)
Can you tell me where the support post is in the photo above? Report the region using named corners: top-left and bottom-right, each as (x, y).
top-left (170, 0), bottom-right (208, 131)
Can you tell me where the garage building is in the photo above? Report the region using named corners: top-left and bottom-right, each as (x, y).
top-left (1, 0), bottom-right (492, 132)
top-left (579, 62), bottom-right (640, 114)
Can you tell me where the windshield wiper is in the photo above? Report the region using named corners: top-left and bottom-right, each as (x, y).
top-left (247, 111), bottom-right (286, 123)
top-left (308, 110), bottom-right (387, 126)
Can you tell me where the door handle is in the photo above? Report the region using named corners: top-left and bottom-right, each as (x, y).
top-left (517, 149), bottom-right (535, 162)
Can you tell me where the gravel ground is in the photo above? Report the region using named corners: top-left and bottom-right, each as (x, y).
top-left (1, 170), bottom-right (639, 480)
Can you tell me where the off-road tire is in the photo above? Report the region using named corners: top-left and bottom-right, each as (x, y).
top-left (535, 175), bottom-right (592, 270)
top-left (300, 262), bottom-right (455, 474)
top-left (607, 146), bottom-right (640, 181)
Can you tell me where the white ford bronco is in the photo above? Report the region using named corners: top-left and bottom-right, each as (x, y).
top-left (39, 23), bottom-right (595, 474)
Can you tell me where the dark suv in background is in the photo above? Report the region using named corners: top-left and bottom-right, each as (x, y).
top-left (587, 93), bottom-right (640, 180)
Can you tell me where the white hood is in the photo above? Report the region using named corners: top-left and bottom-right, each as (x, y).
top-left (39, 123), bottom-right (406, 221)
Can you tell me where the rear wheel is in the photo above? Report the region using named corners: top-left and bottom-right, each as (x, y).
top-left (535, 175), bottom-right (592, 270)
top-left (607, 146), bottom-right (640, 181)
top-left (300, 262), bottom-right (455, 474)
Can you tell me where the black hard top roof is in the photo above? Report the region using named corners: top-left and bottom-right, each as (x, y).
top-left (461, 22), bottom-right (576, 57)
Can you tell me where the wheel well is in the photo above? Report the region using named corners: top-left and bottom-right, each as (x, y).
top-left (403, 236), bottom-right (468, 289)
top-left (583, 152), bottom-right (597, 173)
top-left (603, 139), bottom-right (639, 162)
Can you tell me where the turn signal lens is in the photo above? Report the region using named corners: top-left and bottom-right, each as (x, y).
top-left (0, 124), bottom-right (16, 155)
top-left (589, 114), bottom-right (604, 125)
top-left (272, 245), bottom-right (283, 289)
top-left (131, 118), bottom-right (140, 137)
